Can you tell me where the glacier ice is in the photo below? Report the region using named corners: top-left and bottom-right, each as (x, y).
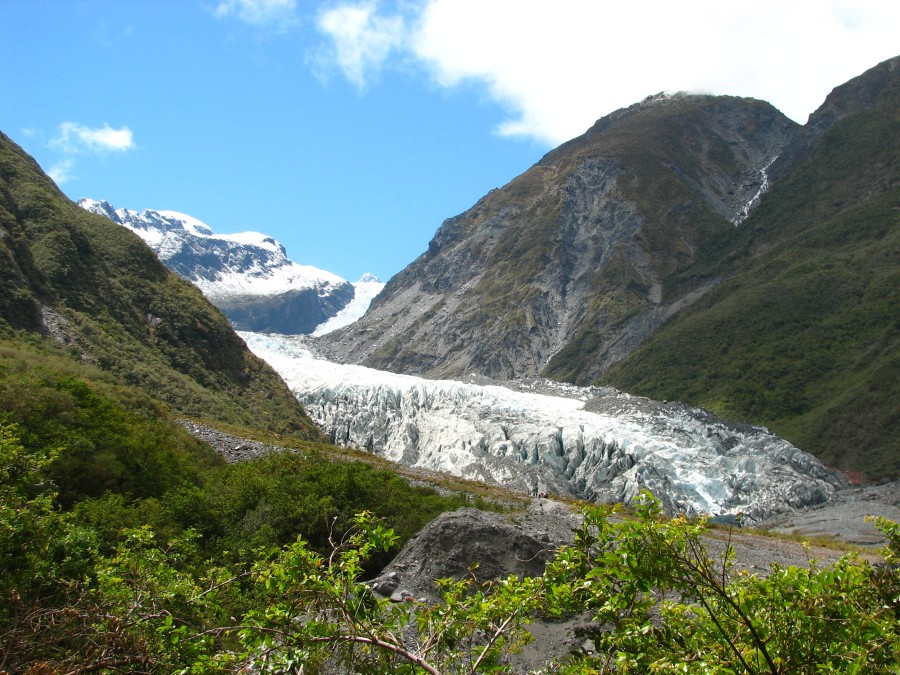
top-left (312, 275), bottom-right (385, 336)
top-left (240, 331), bottom-right (843, 523)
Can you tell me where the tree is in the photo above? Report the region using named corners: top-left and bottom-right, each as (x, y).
top-left (206, 511), bottom-right (545, 674)
top-left (190, 497), bottom-right (900, 674)
top-left (543, 496), bottom-right (900, 674)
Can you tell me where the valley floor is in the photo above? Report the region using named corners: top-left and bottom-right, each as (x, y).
top-left (756, 481), bottom-right (900, 547)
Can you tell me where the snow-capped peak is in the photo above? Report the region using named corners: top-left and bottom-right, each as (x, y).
top-left (79, 198), bottom-right (374, 334)
top-left (153, 209), bottom-right (216, 238)
top-left (80, 198), bottom-right (347, 298)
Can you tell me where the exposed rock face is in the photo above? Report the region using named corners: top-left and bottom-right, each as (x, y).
top-left (242, 332), bottom-right (843, 524)
top-left (318, 95), bottom-right (796, 383)
top-left (79, 199), bottom-right (355, 334)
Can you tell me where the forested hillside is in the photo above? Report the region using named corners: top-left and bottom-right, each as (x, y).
top-left (602, 56), bottom-right (900, 479)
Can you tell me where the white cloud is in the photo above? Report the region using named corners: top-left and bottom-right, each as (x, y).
top-left (45, 123), bottom-right (134, 186)
top-left (214, 0), bottom-right (298, 30)
top-left (312, 0), bottom-right (900, 145)
top-left (48, 159), bottom-right (75, 185)
top-left (313, 1), bottom-right (405, 89)
top-left (49, 122), bottom-right (135, 155)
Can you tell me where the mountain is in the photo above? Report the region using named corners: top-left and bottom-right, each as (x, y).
top-left (79, 199), bottom-right (357, 334)
top-left (320, 94), bottom-right (795, 379)
top-left (0, 132), bottom-right (320, 438)
top-left (243, 331), bottom-right (841, 523)
top-left (601, 56), bottom-right (900, 480)
top-left (319, 56), bottom-right (899, 480)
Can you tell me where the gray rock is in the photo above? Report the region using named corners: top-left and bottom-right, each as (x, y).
top-left (317, 95), bottom-right (796, 383)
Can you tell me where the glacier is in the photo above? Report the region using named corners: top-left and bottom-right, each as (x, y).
top-left (312, 274), bottom-right (385, 336)
top-left (240, 331), bottom-right (842, 523)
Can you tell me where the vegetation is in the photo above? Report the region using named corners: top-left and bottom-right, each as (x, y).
top-left (602, 87), bottom-right (900, 479)
top-left (0, 353), bottom-right (483, 672)
top-left (4, 423), bottom-right (898, 675)
top-left (0, 131), bottom-right (319, 440)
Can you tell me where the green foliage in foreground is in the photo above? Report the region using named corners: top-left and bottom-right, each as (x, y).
top-left (0, 360), bottom-right (482, 671)
top-left (3, 411), bottom-right (898, 675)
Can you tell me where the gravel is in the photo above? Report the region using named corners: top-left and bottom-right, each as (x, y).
top-left (755, 481), bottom-right (900, 546)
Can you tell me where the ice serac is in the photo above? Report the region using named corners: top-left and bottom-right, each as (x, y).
top-left (241, 332), bottom-right (843, 523)
top-left (78, 199), bottom-right (355, 334)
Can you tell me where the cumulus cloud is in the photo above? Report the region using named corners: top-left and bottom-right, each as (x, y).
top-left (213, 0), bottom-right (298, 30)
top-left (313, 1), bottom-right (405, 89)
top-left (49, 122), bottom-right (135, 155)
top-left (312, 0), bottom-right (900, 144)
top-left (45, 122), bottom-right (134, 186)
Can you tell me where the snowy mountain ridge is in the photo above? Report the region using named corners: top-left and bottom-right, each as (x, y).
top-left (241, 331), bottom-right (843, 523)
top-left (78, 198), bottom-right (346, 299)
top-left (79, 199), bottom-right (383, 334)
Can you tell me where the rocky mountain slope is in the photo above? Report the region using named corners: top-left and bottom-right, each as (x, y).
top-left (0, 132), bottom-right (319, 438)
top-left (319, 94), bottom-right (795, 380)
top-left (602, 55), bottom-right (900, 480)
top-left (242, 331), bottom-right (842, 524)
top-left (319, 56), bottom-right (899, 480)
top-left (79, 199), bottom-right (360, 334)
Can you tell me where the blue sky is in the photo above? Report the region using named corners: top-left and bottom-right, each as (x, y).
top-left (3, 1), bottom-right (898, 282)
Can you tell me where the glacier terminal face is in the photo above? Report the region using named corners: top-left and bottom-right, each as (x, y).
top-left (241, 332), bottom-right (843, 523)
